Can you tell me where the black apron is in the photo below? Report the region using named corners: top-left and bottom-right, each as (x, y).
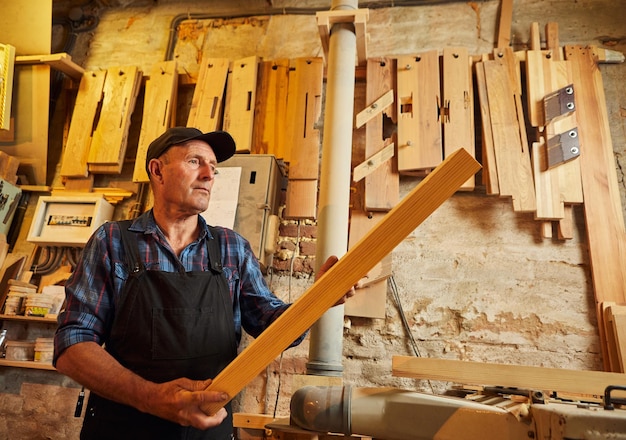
top-left (80, 221), bottom-right (238, 440)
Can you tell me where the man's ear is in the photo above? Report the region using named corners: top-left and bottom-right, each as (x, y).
top-left (148, 159), bottom-right (162, 179)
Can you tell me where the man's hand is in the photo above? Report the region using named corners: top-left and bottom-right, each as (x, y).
top-left (145, 378), bottom-right (229, 430)
top-left (317, 255), bottom-right (356, 306)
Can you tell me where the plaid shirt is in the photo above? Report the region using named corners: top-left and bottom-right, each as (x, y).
top-left (54, 210), bottom-right (302, 365)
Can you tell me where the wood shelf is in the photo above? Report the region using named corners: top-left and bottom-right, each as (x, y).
top-left (14, 53), bottom-right (84, 80)
top-left (0, 314), bottom-right (57, 324)
top-left (0, 359), bottom-right (56, 371)
top-left (0, 315), bottom-right (58, 371)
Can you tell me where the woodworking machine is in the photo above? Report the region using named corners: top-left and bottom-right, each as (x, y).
top-left (283, 385), bottom-right (626, 439)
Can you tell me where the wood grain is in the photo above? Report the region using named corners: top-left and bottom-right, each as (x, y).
top-left (392, 356), bottom-right (626, 397)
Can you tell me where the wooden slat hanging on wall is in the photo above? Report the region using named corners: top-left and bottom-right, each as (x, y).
top-left (132, 61), bottom-right (178, 183)
top-left (252, 59), bottom-right (290, 158)
top-left (88, 65), bottom-right (142, 174)
top-left (187, 57), bottom-right (229, 134)
top-left (396, 50), bottom-right (442, 173)
top-left (60, 70), bottom-right (107, 178)
top-left (223, 56), bottom-right (259, 153)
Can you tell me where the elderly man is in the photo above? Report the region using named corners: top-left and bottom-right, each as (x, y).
top-left (54, 127), bottom-right (345, 440)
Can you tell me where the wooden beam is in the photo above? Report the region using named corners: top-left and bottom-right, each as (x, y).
top-left (496, 0), bottom-right (514, 49)
top-left (392, 356), bottom-right (626, 397)
top-left (200, 148), bottom-right (481, 415)
top-left (565, 45), bottom-right (626, 371)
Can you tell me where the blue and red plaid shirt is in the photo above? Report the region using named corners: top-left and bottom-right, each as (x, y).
top-left (54, 210), bottom-right (303, 365)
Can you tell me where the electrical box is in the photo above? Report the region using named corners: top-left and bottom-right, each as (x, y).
top-left (206, 154), bottom-right (284, 270)
top-left (26, 195), bottom-right (114, 247)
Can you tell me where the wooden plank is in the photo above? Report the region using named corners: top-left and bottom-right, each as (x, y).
top-left (200, 148), bottom-right (481, 415)
top-left (353, 143), bottom-right (394, 183)
top-left (285, 57), bottom-right (324, 179)
top-left (609, 305), bottom-right (626, 372)
top-left (483, 50), bottom-right (535, 212)
top-left (132, 61), bottom-right (178, 183)
top-left (526, 49), bottom-right (582, 224)
top-left (356, 89), bottom-right (394, 129)
top-left (565, 46), bottom-right (626, 372)
top-left (223, 56), bottom-right (259, 153)
top-left (0, 44), bottom-right (16, 131)
top-left (532, 139), bottom-right (563, 220)
top-left (283, 179), bottom-right (318, 220)
top-left (345, 210), bottom-right (389, 319)
top-left (15, 53), bottom-right (84, 80)
top-left (496, 0), bottom-right (514, 49)
top-left (233, 413), bottom-right (277, 430)
top-left (397, 51), bottom-right (442, 173)
top-left (364, 57), bottom-right (398, 211)
top-left (187, 57), bottom-right (229, 133)
top-left (252, 59), bottom-right (290, 157)
top-left (88, 66), bottom-right (142, 172)
top-left (602, 302), bottom-right (622, 373)
top-left (475, 60), bottom-right (499, 195)
top-left (442, 47), bottom-right (475, 191)
top-left (392, 356), bottom-right (626, 397)
top-left (60, 70), bottom-right (107, 178)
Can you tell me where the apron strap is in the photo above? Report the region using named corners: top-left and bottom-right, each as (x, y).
top-left (205, 226), bottom-right (224, 274)
top-left (117, 219), bottom-right (143, 272)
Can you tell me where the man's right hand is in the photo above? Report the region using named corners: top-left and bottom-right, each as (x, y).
top-left (142, 377), bottom-right (230, 430)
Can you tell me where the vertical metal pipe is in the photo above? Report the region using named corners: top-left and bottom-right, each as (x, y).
top-left (306, 0), bottom-right (358, 377)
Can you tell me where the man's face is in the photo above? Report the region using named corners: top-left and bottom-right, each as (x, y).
top-left (157, 140), bottom-right (219, 215)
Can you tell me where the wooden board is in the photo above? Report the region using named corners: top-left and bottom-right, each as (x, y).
top-left (132, 61), bottom-right (178, 183)
top-left (475, 60), bottom-right (499, 195)
top-left (397, 51), bottom-right (442, 173)
top-left (252, 59), bottom-right (290, 157)
top-left (14, 53), bottom-right (84, 80)
top-left (496, 0), bottom-right (514, 49)
top-left (602, 302), bottom-right (623, 373)
top-left (364, 58), bottom-right (398, 211)
top-left (283, 179), bottom-right (318, 220)
top-left (481, 50), bottom-right (536, 212)
top-left (223, 56), bottom-right (259, 153)
top-left (392, 356), bottom-right (626, 397)
top-left (285, 57), bottom-right (324, 179)
top-left (88, 66), bottom-right (142, 173)
top-left (60, 70), bottom-right (107, 178)
top-left (442, 47), bottom-right (475, 191)
top-left (345, 210), bottom-right (389, 319)
top-left (565, 45), bottom-right (626, 371)
top-left (187, 57), bottom-right (229, 133)
top-left (0, 44), bottom-right (16, 131)
top-left (532, 139), bottom-right (564, 220)
top-left (200, 148), bottom-right (481, 415)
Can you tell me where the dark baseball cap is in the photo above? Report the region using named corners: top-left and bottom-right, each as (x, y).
top-left (145, 127), bottom-right (236, 174)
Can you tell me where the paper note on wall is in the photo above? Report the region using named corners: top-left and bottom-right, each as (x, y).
top-left (201, 167), bottom-right (242, 229)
